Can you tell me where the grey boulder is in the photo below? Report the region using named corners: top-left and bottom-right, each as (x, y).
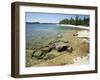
top-left (54, 42), bottom-right (70, 52)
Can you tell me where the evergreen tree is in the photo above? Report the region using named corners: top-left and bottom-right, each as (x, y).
top-left (59, 16), bottom-right (89, 26)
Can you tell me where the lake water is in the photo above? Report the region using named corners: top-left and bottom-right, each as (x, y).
top-left (26, 23), bottom-right (82, 49)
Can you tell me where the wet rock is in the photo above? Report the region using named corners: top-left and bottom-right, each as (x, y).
top-left (73, 33), bottom-right (78, 36)
top-left (32, 49), bottom-right (43, 57)
top-left (32, 47), bottom-right (52, 59)
top-left (54, 42), bottom-right (69, 52)
top-left (67, 46), bottom-right (73, 53)
top-left (38, 47), bottom-right (52, 59)
top-left (41, 46), bottom-right (52, 53)
top-left (32, 40), bottom-right (73, 59)
top-left (43, 54), bottom-right (55, 60)
top-left (56, 33), bottom-right (62, 39)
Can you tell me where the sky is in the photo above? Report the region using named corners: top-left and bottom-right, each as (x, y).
top-left (26, 12), bottom-right (89, 23)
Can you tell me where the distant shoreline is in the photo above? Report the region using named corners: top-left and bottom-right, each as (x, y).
top-left (57, 24), bottom-right (90, 30)
top-left (26, 22), bottom-right (90, 30)
top-left (26, 22), bottom-right (58, 24)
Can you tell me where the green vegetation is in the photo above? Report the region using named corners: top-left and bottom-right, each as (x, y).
top-left (59, 16), bottom-right (89, 26)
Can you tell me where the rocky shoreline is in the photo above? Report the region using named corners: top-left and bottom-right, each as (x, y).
top-left (31, 40), bottom-right (73, 60)
top-left (26, 29), bottom-right (89, 67)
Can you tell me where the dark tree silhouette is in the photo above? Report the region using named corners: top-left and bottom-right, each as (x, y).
top-left (59, 16), bottom-right (89, 26)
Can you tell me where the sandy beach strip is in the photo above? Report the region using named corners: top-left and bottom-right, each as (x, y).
top-left (57, 24), bottom-right (90, 30)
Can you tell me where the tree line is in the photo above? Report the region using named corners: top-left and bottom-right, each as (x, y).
top-left (59, 16), bottom-right (89, 26)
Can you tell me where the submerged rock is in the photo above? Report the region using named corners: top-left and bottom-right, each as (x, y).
top-left (32, 46), bottom-right (52, 59)
top-left (73, 33), bottom-right (78, 36)
top-left (32, 49), bottom-right (43, 57)
top-left (41, 46), bottom-right (52, 53)
top-left (43, 54), bottom-right (56, 60)
top-left (32, 40), bottom-right (73, 59)
top-left (56, 33), bottom-right (63, 39)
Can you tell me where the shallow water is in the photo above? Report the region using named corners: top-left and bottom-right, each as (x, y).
top-left (26, 23), bottom-right (82, 49)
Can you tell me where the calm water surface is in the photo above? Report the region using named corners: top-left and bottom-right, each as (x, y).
top-left (26, 23), bottom-right (82, 49)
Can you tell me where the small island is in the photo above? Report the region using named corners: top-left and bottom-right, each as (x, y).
top-left (26, 22), bottom-right (40, 24)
